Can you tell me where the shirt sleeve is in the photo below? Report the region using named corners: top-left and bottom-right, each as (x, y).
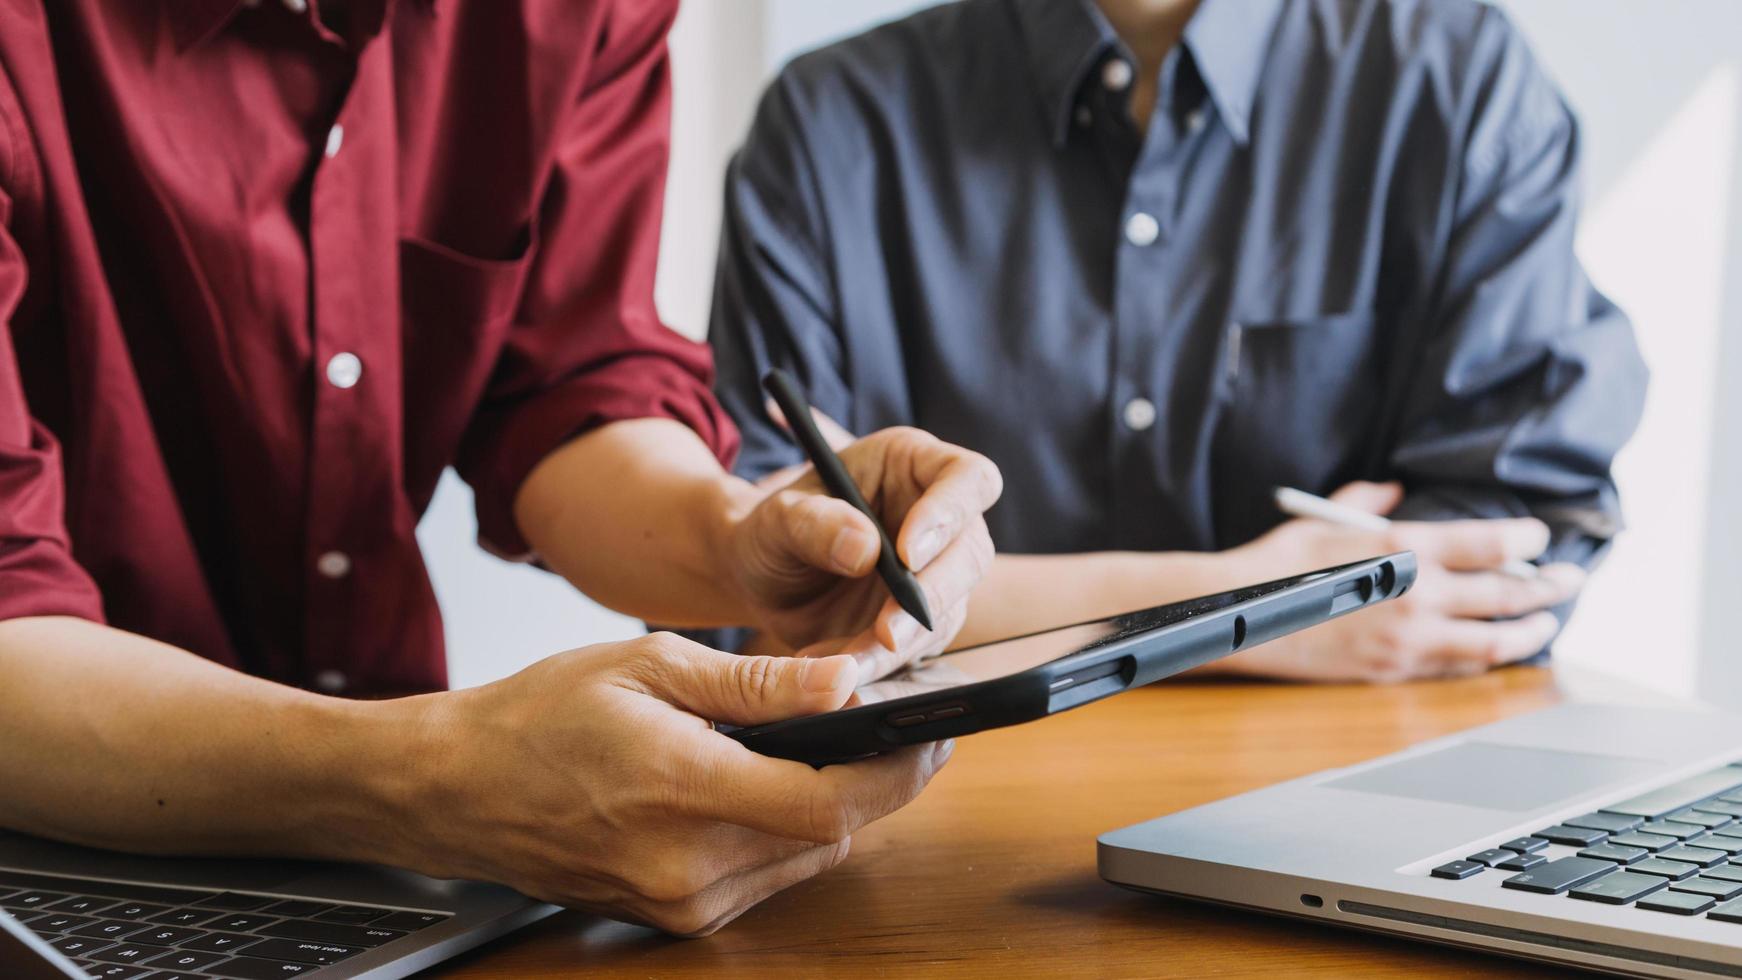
top-left (708, 72), bottom-right (851, 484)
top-left (454, 0), bottom-right (738, 560)
top-left (0, 178), bottom-right (105, 624)
top-left (1386, 8), bottom-right (1647, 572)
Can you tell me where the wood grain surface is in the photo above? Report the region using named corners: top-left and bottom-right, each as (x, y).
top-left (432, 667), bottom-right (1571, 978)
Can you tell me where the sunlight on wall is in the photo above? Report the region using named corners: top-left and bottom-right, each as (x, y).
top-left (1555, 65), bottom-right (1741, 696)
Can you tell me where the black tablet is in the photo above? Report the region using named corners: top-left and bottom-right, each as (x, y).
top-left (728, 552), bottom-right (1417, 766)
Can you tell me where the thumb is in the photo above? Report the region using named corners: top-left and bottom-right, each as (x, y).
top-left (758, 488), bottom-right (883, 578)
top-left (637, 635), bottom-right (858, 726)
top-left (1327, 480), bottom-right (1404, 516)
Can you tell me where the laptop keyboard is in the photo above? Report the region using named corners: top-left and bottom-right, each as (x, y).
top-left (1431, 764), bottom-right (1742, 920)
top-left (0, 868), bottom-right (450, 978)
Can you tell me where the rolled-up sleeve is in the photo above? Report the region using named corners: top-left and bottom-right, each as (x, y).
top-left (0, 183), bottom-right (104, 624)
top-left (454, 0), bottom-right (738, 559)
top-left (1388, 8), bottom-right (1647, 570)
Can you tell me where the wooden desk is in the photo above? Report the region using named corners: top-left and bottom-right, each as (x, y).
top-left (435, 667), bottom-right (1570, 978)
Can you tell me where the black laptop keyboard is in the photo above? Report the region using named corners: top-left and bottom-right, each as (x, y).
top-left (1432, 765), bottom-right (1742, 920)
top-left (0, 869), bottom-right (450, 978)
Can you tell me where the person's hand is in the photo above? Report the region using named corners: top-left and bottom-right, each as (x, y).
top-left (404, 633), bottom-right (952, 936)
top-left (1203, 481), bottom-right (1585, 682)
top-left (726, 407), bottom-right (1002, 682)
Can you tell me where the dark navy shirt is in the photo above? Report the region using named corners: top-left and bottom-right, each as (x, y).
top-left (710, 0), bottom-right (1645, 565)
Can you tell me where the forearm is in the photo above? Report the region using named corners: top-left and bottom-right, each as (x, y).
top-left (514, 418), bottom-right (758, 627)
top-left (956, 549), bottom-right (1254, 648)
top-left (0, 616), bottom-right (432, 865)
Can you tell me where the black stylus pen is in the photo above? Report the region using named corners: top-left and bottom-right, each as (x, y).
top-left (761, 368), bottom-right (934, 631)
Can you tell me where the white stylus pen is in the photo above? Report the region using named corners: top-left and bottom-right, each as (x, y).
top-left (1272, 486), bottom-right (1540, 580)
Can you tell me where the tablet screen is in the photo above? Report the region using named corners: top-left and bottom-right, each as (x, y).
top-left (848, 564), bottom-right (1339, 706)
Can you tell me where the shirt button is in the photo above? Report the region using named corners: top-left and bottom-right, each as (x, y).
top-left (1123, 397), bottom-right (1157, 432)
top-left (1185, 108), bottom-right (1207, 132)
top-left (1101, 58), bottom-right (1134, 92)
top-left (282, 0), bottom-right (307, 11)
top-left (314, 670), bottom-right (347, 693)
top-left (316, 551), bottom-right (352, 579)
top-left (1125, 212), bottom-right (1160, 247)
top-left (1074, 105), bottom-right (1093, 128)
top-left (324, 124), bottom-right (344, 159)
top-left (325, 352), bottom-right (363, 389)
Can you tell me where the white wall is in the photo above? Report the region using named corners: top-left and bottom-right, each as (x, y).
top-left (430, 0), bottom-right (1742, 699)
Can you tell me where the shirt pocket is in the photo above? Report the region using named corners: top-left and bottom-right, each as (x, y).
top-left (1214, 309), bottom-right (1384, 492)
top-left (398, 232), bottom-right (537, 496)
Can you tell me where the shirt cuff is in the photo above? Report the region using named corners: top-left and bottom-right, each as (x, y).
top-left (461, 353), bottom-right (741, 559)
top-left (0, 539), bottom-right (105, 624)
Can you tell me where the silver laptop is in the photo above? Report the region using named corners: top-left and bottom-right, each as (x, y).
top-left (0, 831), bottom-right (557, 979)
top-left (1100, 703), bottom-right (1742, 978)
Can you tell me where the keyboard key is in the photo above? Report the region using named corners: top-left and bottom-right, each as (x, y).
top-left (50, 935), bottom-right (114, 958)
top-left (32, 912), bottom-right (99, 934)
top-left (1670, 808), bottom-right (1735, 830)
top-left (144, 907), bottom-right (222, 927)
top-left (1532, 825), bottom-right (1608, 847)
top-left (1579, 843), bottom-right (1648, 865)
top-left (1702, 865), bottom-right (1742, 883)
top-left (1502, 856), bottom-right (1616, 894)
top-left (1568, 870), bottom-right (1667, 904)
top-left (70, 920), bottom-right (151, 940)
top-left (1639, 889), bottom-right (1717, 914)
top-left (1564, 812), bottom-right (1643, 834)
top-left (209, 914), bottom-right (279, 933)
top-left (1610, 831), bottom-right (1678, 851)
top-left (1694, 800), bottom-right (1742, 818)
top-left (258, 900), bottom-right (333, 919)
top-left (373, 910), bottom-right (447, 931)
top-left (44, 897), bottom-right (118, 916)
top-left (1465, 849), bottom-right (1515, 868)
top-left (6, 891), bottom-right (70, 910)
top-left (139, 948), bottom-right (227, 971)
top-left (1690, 835), bottom-right (1742, 855)
top-left (104, 903), bottom-right (173, 921)
top-left (1672, 877), bottom-right (1742, 900)
top-left (196, 893), bottom-right (274, 911)
top-left (1639, 820), bottom-right (1708, 840)
top-left (241, 937), bottom-right (361, 965)
top-left (1631, 858), bottom-right (1702, 880)
top-left (1709, 896), bottom-right (1742, 922)
top-left (1660, 845), bottom-right (1728, 868)
top-left (88, 942), bottom-right (171, 964)
top-left (182, 931), bottom-right (264, 954)
top-left (258, 918), bottom-right (405, 947)
top-left (1431, 860), bottom-right (1483, 880)
top-left (205, 957), bottom-right (317, 978)
top-left (1498, 853), bottom-right (1547, 871)
top-left (311, 905), bottom-right (391, 925)
top-left (126, 925), bottom-right (205, 947)
top-left (1499, 837), bottom-right (1548, 854)
top-left (1608, 769), bottom-right (1742, 818)
top-left (140, 973), bottom-right (221, 980)
top-left (82, 965), bottom-right (151, 980)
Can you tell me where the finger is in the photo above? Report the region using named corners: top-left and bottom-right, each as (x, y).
top-left (692, 738), bottom-right (954, 845)
top-left (1388, 517), bottom-right (1552, 571)
top-left (1430, 564), bottom-right (1586, 619)
top-left (768, 487), bottom-right (883, 578)
top-left (1326, 480), bottom-right (1404, 516)
top-left (891, 442), bottom-right (1003, 570)
top-left (627, 633), bottom-right (857, 726)
top-left (654, 838), bottom-right (854, 937)
top-left (764, 397), bottom-right (856, 452)
top-left (874, 517), bottom-right (991, 650)
top-left (1420, 611), bottom-right (1562, 670)
top-left (849, 594), bottom-right (969, 684)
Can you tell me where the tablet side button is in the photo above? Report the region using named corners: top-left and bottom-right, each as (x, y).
top-left (930, 706), bottom-right (967, 720)
top-left (888, 712), bottom-right (929, 728)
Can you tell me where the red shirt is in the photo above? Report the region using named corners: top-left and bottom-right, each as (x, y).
top-left (0, 0), bottom-right (737, 695)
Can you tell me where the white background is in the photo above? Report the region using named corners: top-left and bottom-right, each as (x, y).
top-left (427, 1), bottom-right (1742, 702)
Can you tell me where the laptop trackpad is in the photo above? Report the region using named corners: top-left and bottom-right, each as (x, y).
top-left (1324, 741), bottom-right (1659, 812)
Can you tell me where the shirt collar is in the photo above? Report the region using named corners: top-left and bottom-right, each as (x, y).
top-left (1010, 0), bottom-right (1284, 148)
top-left (1180, 0), bottom-right (1284, 145)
